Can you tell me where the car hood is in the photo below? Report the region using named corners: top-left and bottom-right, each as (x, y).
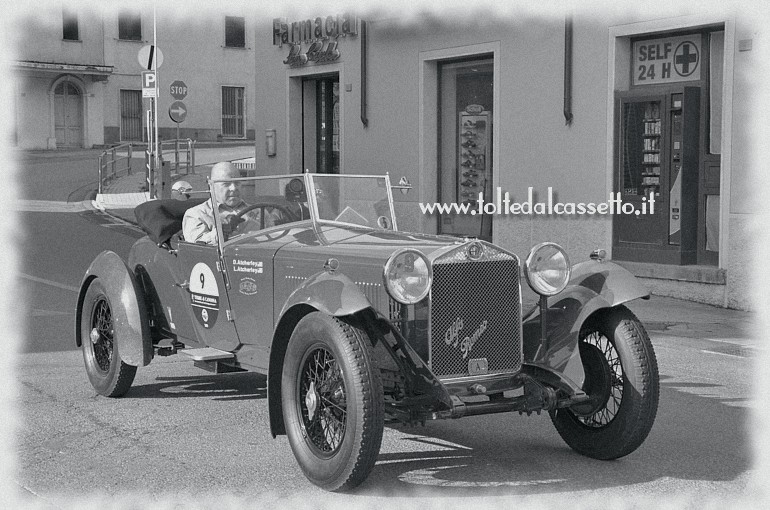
top-left (276, 223), bottom-right (466, 265)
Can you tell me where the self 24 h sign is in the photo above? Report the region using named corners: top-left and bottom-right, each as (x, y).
top-left (633, 35), bottom-right (701, 86)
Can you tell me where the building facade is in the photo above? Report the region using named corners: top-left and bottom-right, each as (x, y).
top-left (11, 4), bottom-right (258, 149)
top-left (252, 9), bottom-right (758, 310)
top-left (9, 5), bottom-right (760, 310)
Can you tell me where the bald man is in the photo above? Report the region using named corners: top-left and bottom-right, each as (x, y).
top-left (182, 162), bottom-right (261, 244)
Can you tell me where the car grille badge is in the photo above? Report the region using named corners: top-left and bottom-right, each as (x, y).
top-left (468, 358), bottom-right (489, 375)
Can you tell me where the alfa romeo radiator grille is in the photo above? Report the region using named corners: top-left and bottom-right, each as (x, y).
top-left (430, 258), bottom-right (521, 379)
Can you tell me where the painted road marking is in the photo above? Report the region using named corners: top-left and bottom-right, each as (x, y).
top-left (32, 309), bottom-right (69, 317)
top-left (19, 273), bottom-right (79, 293)
top-left (12, 200), bottom-right (90, 213)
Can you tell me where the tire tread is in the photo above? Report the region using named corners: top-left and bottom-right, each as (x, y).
top-left (550, 305), bottom-right (659, 460)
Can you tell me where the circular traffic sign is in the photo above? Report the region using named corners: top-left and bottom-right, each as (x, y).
top-left (137, 45), bottom-right (163, 70)
top-left (169, 101), bottom-right (187, 123)
top-left (170, 80), bottom-right (188, 100)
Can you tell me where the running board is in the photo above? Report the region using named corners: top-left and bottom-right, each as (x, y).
top-left (179, 347), bottom-right (235, 361)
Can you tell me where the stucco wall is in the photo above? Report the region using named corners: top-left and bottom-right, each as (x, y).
top-left (100, 11), bottom-right (257, 142)
top-left (13, 74), bottom-right (52, 150)
top-left (250, 10), bottom-right (760, 309)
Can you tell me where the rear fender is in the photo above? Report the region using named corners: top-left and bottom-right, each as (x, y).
top-left (75, 251), bottom-right (152, 366)
top-left (523, 260), bottom-right (649, 390)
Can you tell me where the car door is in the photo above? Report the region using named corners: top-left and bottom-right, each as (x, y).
top-left (176, 241), bottom-right (240, 352)
top-left (220, 227), bottom-right (301, 372)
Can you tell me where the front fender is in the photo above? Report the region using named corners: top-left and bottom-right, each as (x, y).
top-left (75, 251), bottom-right (152, 367)
top-left (277, 270), bottom-right (372, 320)
top-left (523, 260), bottom-right (649, 389)
top-left (269, 273), bottom-right (373, 437)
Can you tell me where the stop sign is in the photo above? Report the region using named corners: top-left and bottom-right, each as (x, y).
top-left (170, 80), bottom-right (188, 100)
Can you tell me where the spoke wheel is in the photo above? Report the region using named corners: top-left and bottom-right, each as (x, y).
top-left (299, 347), bottom-right (347, 455)
top-left (550, 305), bottom-right (659, 460)
top-left (282, 312), bottom-right (383, 491)
top-left (80, 279), bottom-right (136, 397)
top-left (90, 297), bottom-right (114, 373)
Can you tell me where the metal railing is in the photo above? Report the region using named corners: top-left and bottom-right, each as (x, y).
top-left (99, 139), bottom-right (196, 197)
top-left (160, 138), bottom-right (196, 175)
top-left (97, 143), bottom-right (133, 194)
top-left (144, 139), bottom-right (197, 199)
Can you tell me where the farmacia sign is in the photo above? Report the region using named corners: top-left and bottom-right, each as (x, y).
top-left (273, 14), bottom-right (358, 67)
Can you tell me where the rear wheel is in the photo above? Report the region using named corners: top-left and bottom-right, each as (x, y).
top-left (80, 279), bottom-right (136, 397)
top-left (281, 312), bottom-right (384, 491)
top-left (550, 305), bottom-right (659, 459)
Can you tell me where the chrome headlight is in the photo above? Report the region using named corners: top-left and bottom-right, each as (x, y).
top-left (383, 249), bottom-right (432, 304)
top-left (524, 242), bottom-right (571, 296)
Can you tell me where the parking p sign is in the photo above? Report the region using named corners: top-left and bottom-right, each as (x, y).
top-left (142, 71), bottom-right (157, 98)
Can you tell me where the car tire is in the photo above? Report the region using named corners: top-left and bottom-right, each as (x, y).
top-left (281, 312), bottom-right (384, 491)
top-left (549, 305), bottom-right (659, 459)
top-left (80, 279), bottom-right (137, 397)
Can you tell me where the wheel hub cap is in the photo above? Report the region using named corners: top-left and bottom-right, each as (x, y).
top-left (305, 380), bottom-right (318, 420)
top-left (89, 327), bottom-right (100, 344)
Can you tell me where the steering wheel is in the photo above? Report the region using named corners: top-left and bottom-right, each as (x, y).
top-left (234, 204), bottom-right (263, 219)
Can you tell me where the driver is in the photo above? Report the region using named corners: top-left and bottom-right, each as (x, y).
top-left (182, 161), bottom-right (265, 244)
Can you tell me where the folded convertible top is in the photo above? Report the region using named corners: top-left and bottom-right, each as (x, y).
top-left (134, 197), bottom-right (208, 245)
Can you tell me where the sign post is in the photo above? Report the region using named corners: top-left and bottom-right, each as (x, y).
top-left (137, 12), bottom-right (164, 198)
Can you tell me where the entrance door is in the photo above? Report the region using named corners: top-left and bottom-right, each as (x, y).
top-left (302, 75), bottom-right (339, 174)
top-left (437, 57), bottom-right (493, 240)
top-left (54, 81), bottom-right (82, 147)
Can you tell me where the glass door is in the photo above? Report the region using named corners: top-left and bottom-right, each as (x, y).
top-left (437, 57), bottom-right (493, 240)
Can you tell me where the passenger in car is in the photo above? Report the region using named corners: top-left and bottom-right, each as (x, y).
top-left (182, 162), bottom-right (265, 244)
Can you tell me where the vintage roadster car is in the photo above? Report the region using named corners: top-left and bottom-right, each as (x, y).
top-left (76, 173), bottom-right (659, 491)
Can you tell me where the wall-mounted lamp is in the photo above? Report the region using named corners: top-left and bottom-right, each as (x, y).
top-left (265, 128), bottom-right (276, 157)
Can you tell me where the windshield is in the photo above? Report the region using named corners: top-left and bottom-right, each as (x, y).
top-left (207, 174), bottom-right (396, 241)
top-left (309, 174), bottom-right (396, 230)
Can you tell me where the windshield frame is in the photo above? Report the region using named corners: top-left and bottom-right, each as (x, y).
top-left (207, 173), bottom-right (398, 246)
top-left (306, 173), bottom-right (399, 231)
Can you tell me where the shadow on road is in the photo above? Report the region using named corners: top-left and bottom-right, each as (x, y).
top-left (125, 372), bottom-right (267, 401)
top-left (354, 384), bottom-right (751, 496)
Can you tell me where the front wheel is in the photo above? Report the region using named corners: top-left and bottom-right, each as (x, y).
top-left (80, 279), bottom-right (137, 397)
top-left (550, 305), bottom-right (659, 459)
top-left (281, 312), bottom-right (384, 491)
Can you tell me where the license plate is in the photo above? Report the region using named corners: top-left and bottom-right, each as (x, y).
top-left (468, 358), bottom-right (488, 375)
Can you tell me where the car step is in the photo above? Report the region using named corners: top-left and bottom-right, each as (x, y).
top-left (179, 347), bottom-right (235, 361)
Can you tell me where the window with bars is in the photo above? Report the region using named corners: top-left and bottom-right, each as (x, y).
top-left (118, 11), bottom-right (142, 41)
top-left (62, 8), bottom-right (79, 40)
top-left (225, 16), bottom-right (245, 48)
top-left (222, 86), bottom-right (245, 137)
top-left (120, 90), bottom-right (143, 141)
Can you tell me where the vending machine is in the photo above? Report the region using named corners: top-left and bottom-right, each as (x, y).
top-left (613, 87), bottom-right (700, 265)
top-left (457, 109), bottom-right (492, 208)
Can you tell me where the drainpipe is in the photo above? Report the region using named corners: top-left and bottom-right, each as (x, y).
top-left (563, 14), bottom-right (574, 126)
top-left (360, 20), bottom-right (368, 127)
